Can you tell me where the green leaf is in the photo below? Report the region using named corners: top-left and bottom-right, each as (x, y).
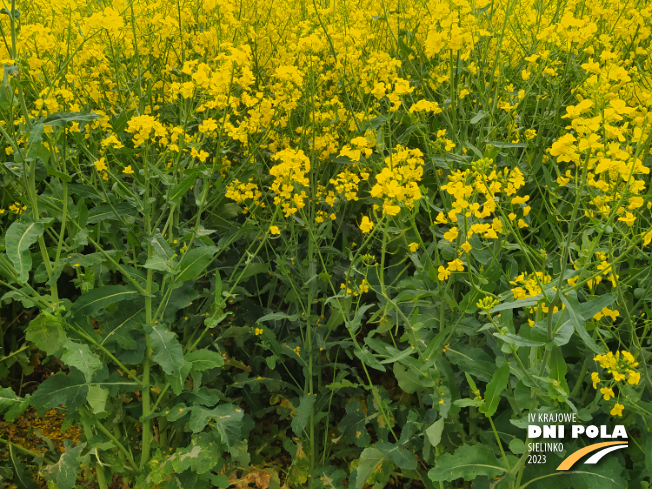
top-left (354, 448), bottom-right (389, 489)
top-left (168, 174), bottom-right (197, 204)
top-left (494, 332), bottom-right (545, 348)
top-left (71, 285), bottom-right (139, 319)
top-left (43, 111), bottom-right (102, 125)
top-left (26, 313), bottom-right (62, 355)
top-left (480, 363), bottom-right (510, 417)
top-left (5, 219), bottom-right (44, 283)
top-left (87, 203), bottom-right (137, 223)
top-left (144, 255), bottom-right (173, 273)
top-left (149, 233), bottom-right (175, 260)
top-left (185, 350), bottom-right (225, 372)
top-left (470, 110), bottom-right (487, 124)
top-left (446, 344), bottom-right (496, 382)
top-left (256, 311), bottom-right (299, 323)
top-left (42, 440), bottom-right (87, 489)
top-left (339, 400), bottom-right (370, 447)
top-left (354, 348), bottom-right (386, 372)
top-left (345, 304), bottom-right (375, 334)
top-left (99, 302), bottom-right (145, 350)
top-left (60, 340), bottom-right (102, 383)
top-left (509, 438), bottom-right (525, 455)
top-left (428, 443), bottom-right (507, 482)
top-left (426, 418), bottom-right (445, 447)
top-left (0, 387), bottom-right (28, 422)
top-left (291, 394), bottom-right (316, 436)
top-left (548, 346), bottom-right (569, 401)
top-left (454, 399), bottom-right (484, 408)
top-left (238, 262), bottom-right (269, 282)
top-left (175, 246), bottom-right (218, 282)
top-left (393, 363), bottom-right (435, 394)
top-left (31, 369), bottom-right (88, 414)
top-left (376, 441), bottom-right (417, 470)
top-left (579, 294), bottom-right (617, 320)
top-left (559, 292), bottom-right (605, 354)
top-left (86, 385), bottom-right (108, 414)
top-left (171, 433), bottom-right (220, 475)
top-left (149, 325), bottom-right (185, 377)
top-left (490, 295), bottom-right (542, 313)
top-left (212, 404), bottom-right (244, 448)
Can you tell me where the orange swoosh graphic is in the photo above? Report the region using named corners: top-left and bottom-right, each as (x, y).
top-left (556, 441), bottom-right (628, 470)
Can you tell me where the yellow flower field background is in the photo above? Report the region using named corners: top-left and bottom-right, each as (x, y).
top-left (0, 0), bottom-right (651, 487)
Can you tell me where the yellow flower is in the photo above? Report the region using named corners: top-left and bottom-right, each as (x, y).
top-left (408, 242), bottom-right (419, 252)
top-left (123, 165), bottom-right (134, 175)
top-left (254, 328), bottom-right (263, 335)
top-left (94, 158), bottom-right (108, 172)
top-left (447, 259), bottom-right (464, 272)
top-left (359, 216), bottom-right (373, 233)
top-left (600, 387), bottom-right (615, 401)
top-left (610, 403), bottom-right (624, 417)
top-left (270, 226), bottom-right (280, 235)
top-left (627, 370), bottom-right (640, 385)
top-left (437, 266), bottom-right (450, 281)
top-left (443, 227), bottom-right (459, 242)
top-left (461, 241), bottom-right (472, 252)
top-left (591, 372), bottom-right (600, 389)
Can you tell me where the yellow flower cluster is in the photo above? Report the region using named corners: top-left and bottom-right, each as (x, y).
top-left (592, 350), bottom-right (641, 417)
top-left (226, 179), bottom-right (265, 214)
top-left (370, 146), bottom-right (424, 216)
top-left (269, 149), bottom-right (311, 217)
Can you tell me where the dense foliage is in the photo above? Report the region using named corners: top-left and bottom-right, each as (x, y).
top-left (0, 0), bottom-right (651, 487)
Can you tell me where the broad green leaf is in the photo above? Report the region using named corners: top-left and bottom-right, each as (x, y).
top-left (354, 448), bottom-right (390, 489)
top-left (171, 433), bottom-right (220, 474)
top-left (185, 350), bottom-right (225, 372)
top-left (579, 294), bottom-right (617, 320)
top-left (61, 340), bottom-right (102, 383)
top-left (548, 346), bottom-right (569, 402)
top-left (339, 400), bottom-right (370, 447)
top-left (393, 363), bottom-right (435, 394)
top-left (0, 387), bottom-right (28, 422)
top-left (559, 292), bottom-right (605, 354)
top-left (175, 246), bottom-right (218, 282)
top-left (480, 363), bottom-right (510, 417)
top-left (26, 313), bottom-right (62, 355)
top-left (31, 369), bottom-right (88, 414)
top-left (256, 312), bottom-right (299, 323)
top-left (453, 399), bottom-right (484, 408)
top-left (291, 393), bottom-right (316, 436)
top-left (71, 285), bottom-right (139, 319)
top-left (494, 332), bottom-right (544, 348)
top-left (428, 443), bottom-right (506, 482)
top-left (5, 219), bottom-right (44, 283)
top-left (238, 262), bottom-right (269, 281)
top-left (87, 203), bottom-right (137, 223)
top-left (144, 255), bottom-right (173, 273)
top-left (86, 385), bottom-right (108, 414)
top-left (42, 440), bottom-right (87, 489)
top-left (149, 325), bottom-right (185, 376)
top-left (43, 111), bottom-right (102, 125)
top-left (168, 174), bottom-right (197, 203)
top-left (346, 304), bottom-right (375, 334)
top-left (99, 302), bottom-right (145, 350)
top-left (446, 344), bottom-right (496, 382)
top-left (165, 403), bottom-right (190, 422)
top-left (376, 441), bottom-right (417, 470)
top-left (212, 404), bottom-right (244, 448)
top-left (150, 233), bottom-right (175, 260)
top-left (426, 418), bottom-right (445, 447)
top-left (490, 295), bottom-right (542, 313)
top-left (354, 348), bottom-right (386, 372)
